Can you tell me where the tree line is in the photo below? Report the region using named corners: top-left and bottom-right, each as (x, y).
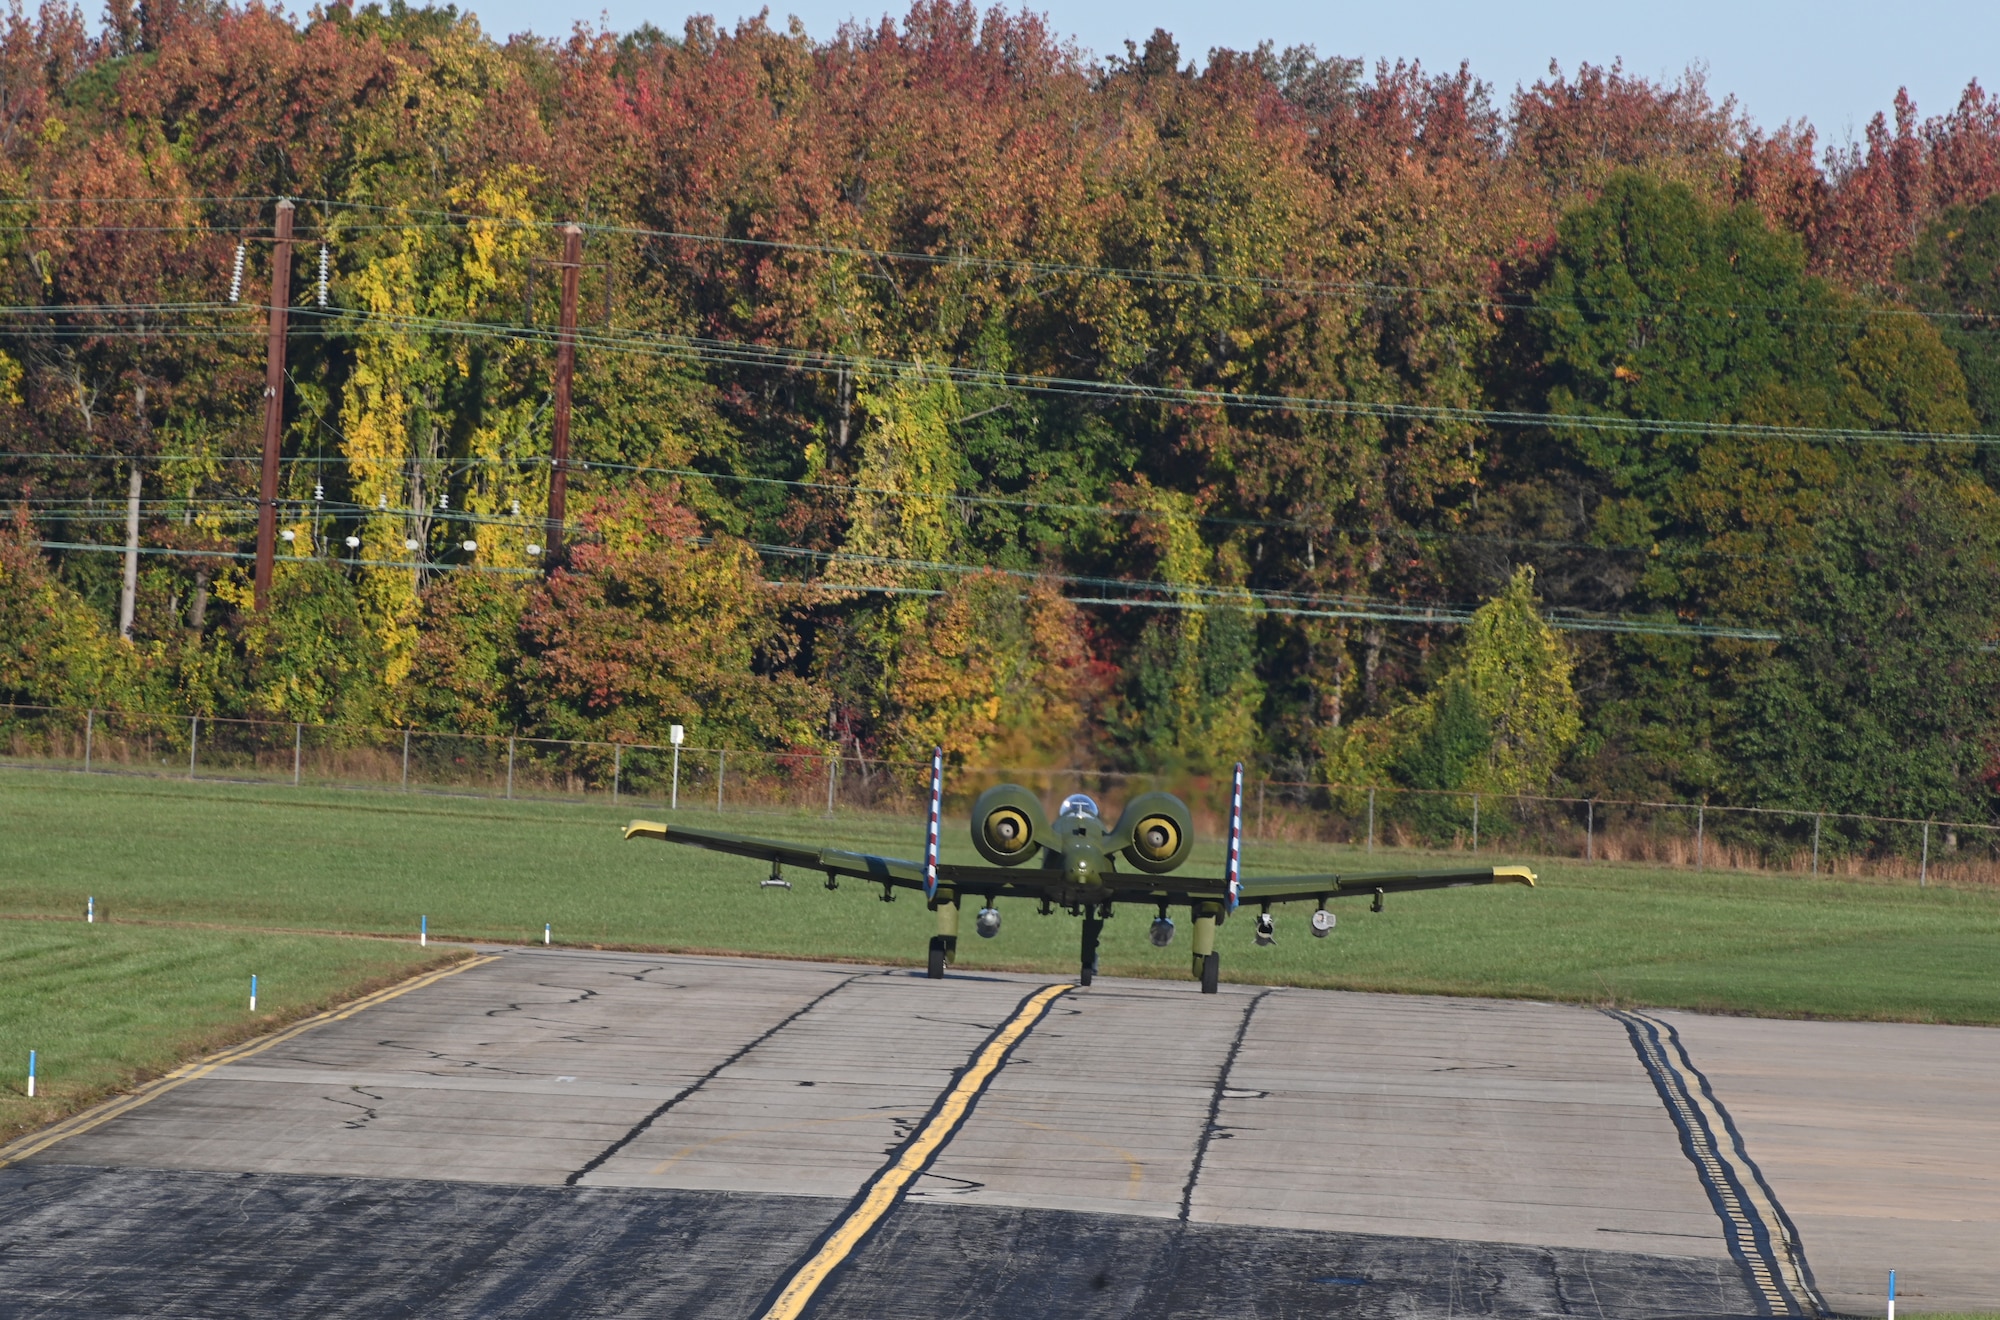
top-left (4, 0), bottom-right (2000, 830)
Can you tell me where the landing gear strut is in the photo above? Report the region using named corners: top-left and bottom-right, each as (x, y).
top-left (1079, 914), bottom-right (1103, 986)
top-left (928, 889), bottom-right (959, 979)
top-left (1192, 903), bottom-right (1220, 994)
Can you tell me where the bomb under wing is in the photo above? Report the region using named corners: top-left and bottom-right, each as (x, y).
top-left (624, 752), bottom-right (1535, 994)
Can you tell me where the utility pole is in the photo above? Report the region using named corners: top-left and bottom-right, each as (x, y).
top-left (546, 222), bottom-right (582, 565)
top-left (253, 200), bottom-right (295, 612)
top-left (119, 455), bottom-right (140, 638)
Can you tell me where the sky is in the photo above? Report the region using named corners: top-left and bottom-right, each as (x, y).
top-left (457, 0), bottom-right (1998, 148)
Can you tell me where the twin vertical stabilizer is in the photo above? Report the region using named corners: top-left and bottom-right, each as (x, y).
top-left (924, 747), bottom-right (943, 901)
top-left (1225, 761), bottom-right (1243, 915)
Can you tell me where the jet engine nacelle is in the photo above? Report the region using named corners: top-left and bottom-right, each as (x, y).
top-left (1109, 792), bottom-right (1195, 874)
top-left (971, 784), bottom-right (1049, 865)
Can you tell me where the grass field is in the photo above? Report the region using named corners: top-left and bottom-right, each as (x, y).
top-left (5, 766), bottom-right (1999, 1024)
top-left (0, 920), bottom-right (455, 1145)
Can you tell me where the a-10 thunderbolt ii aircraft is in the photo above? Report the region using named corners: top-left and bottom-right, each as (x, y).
top-left (626, 752), bottom-right (1535, 993)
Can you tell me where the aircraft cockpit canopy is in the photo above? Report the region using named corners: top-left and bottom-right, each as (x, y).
top-left (1058, 793), bottom-right (1099, 820)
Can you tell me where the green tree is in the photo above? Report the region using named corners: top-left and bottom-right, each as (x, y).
top-left (1498, 171), bottom-right (1976, 799)
top-left (1730, 471), bottom-right (2000, 824)
top-left (1113, 484), bottom-right (1263, 773)
top-left (1325, 566), bottom-right (1581, 829)
top-left (1899, 194), bottom-right (2000, 433)
top-left (240, 561), bottom-right (390, 727)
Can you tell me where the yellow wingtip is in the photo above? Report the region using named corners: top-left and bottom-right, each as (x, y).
top-left (625, 820), bottom-right (669, 841)
top-left (1493, 864), bottom-right (1537, 887)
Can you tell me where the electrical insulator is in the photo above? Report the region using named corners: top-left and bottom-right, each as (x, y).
top-left (314, 482), bottom-right (324, 501)
top-left (229, 242), bottom-right (246, 303)
top-left (317, 245), bottom-right (329, 307)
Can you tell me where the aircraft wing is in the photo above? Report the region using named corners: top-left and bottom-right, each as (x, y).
top-left (627, 820), bottom-right (1533, 907)
top-left (626, 820), bottom-right (923, 884)
top-left (624, 820), bottom-right (1049, 892)
top-left (1227, 864), bottom-right (1536, 906)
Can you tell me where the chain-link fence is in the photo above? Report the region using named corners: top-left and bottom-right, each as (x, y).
top-left (4, 701), bottom-right (1992, 886)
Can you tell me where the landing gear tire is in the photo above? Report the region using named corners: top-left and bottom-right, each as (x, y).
top-left (1080, 916), bottom-right (1103, 988)
top-left (1200, 952), bottom-right (1219, 995)
top-left (927, 936), bottom-right (948, 979)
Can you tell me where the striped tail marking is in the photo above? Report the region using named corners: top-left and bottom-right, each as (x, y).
top-left (924, 747), bottom-right (943, 900)
top-left (1225, 761), bottom-right (1244, 914)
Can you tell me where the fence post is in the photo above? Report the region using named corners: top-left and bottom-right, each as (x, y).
top-left (188, 716), bottom-right (198, 780)
top-left (1471, 794), bottom-right (1480, 852)
top-left (1586, 799), bottom-right (1594, 862)
top-left (1695, 803), bottom-right (1705, 871)
top-left (1812, 813), bottom-right (1821, 875)
top-left (506, 736), bottom-right (515, 800)
top-left (402, 729), bottom-right (411, 792)
top-left (1366, 787), bottom-right (1375, 853)
top-left (1920, 820), bottom-right (1930, 888)
top-left (716, 750), bottom-right (725, 812)
top-left (613, 744), bottom-right (621, 802)
top-left (826, 753), bottom-right (836, 816)
top-left (83, 708), bottom-right (94, 773)
top-left (1257, 781), bottom-right (1266, 839)
top-left (293, 723), bottom-right (301, 787)
top-left (671, 746), bottom-right (680, 811)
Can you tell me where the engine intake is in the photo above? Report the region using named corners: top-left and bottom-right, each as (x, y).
top-left (1110, 792), bottom-right (1194, 873)
top-left (970, 784), bottom-right (1049, 866)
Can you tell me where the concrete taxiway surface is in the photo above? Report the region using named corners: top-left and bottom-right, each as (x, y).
top-left (0, 947), bottom-right (1993, 1317)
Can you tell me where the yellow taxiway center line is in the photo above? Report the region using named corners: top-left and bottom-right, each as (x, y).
top-left (0, 954), bottom-right (500, 1170)
top-left (759, 981), bottom-right (1072, 1320)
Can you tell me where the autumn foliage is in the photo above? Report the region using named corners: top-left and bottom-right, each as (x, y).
top-left (3, 2), bottom-right (2000, 823)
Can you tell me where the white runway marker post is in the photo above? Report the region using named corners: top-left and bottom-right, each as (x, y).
top-left (249, 974), bottom-right (257, 1012)
top-left (87, 895), bottom-right (94, 924)
top-left (421, 915), bottom-right (428, 947)
top-left (544, 923), bottom-right (551, 946)
top-left (26, 1050), bottom-right (35, 1098)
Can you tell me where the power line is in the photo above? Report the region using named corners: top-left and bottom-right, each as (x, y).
top-left (33, 540), bottom-right (537, 575)
top-left (310, 305), bottom-right (2000, 447)
top-left (7, 298), bottom-right (1993, 446)
top-left (744, 541), bottom-right (1779, 639)
top-left (8, 199), bottom-right (1996, 327)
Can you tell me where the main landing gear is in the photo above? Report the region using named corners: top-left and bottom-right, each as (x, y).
top-left (1191, 902), bottom-right (1221, 994)
top-left (1079, 912), bottom-right (1103, 986)
top-left (928, 888), bottom-right (959, 979)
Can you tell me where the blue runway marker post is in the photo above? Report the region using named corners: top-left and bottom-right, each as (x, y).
top-left (1887, 1269), bottom-right (1896, 1320)
top-left (27, 1050), bottom-right (36, 1098)
top-left (544, 923), bottom-right (551, 946)
top-left (87, 895), bottom-right (94, 923)
top-left (421, 915), bottom-right (428, 947)
top-left (250, 974), bottom-right (258, 1012)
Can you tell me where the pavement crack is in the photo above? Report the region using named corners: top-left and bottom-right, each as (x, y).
top-left (563, 970), bottom-right (877, 1186)
top-left (1179, 987), bottom-right (1273, 1222)
top-left (322, 1091), bottom-right (380, 1131)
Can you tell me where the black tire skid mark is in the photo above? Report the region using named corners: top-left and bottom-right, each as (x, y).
top-left (1605, 1008), bottom-right (1828, 1318)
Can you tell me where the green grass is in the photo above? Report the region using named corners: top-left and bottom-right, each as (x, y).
top-left (0, 919), bottom-right (453, 1145)
top-left (5, 768), bottom-right (1999, 1028)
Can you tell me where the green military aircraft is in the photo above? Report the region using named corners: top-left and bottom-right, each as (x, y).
top-left (626, 752), bottom-right (1535, 993)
